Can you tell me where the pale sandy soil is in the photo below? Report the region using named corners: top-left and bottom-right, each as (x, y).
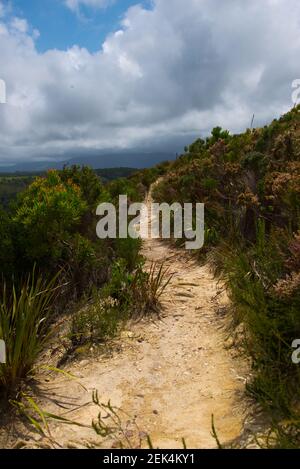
top-left (0, 186), bottom-right (251, 449)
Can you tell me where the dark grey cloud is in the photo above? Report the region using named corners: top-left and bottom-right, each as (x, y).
top-left (0, 0), bottom-right (299, 165)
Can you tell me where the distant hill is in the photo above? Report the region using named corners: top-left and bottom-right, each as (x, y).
top-left (94, 168), bottom-right (137, 182)
top-left (0, 152), bottom-right (174, 173)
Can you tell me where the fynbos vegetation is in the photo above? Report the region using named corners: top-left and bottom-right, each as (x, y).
top-left (153, 106), bottom-right (300, 447)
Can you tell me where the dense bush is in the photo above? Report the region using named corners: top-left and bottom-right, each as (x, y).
top-left (4, 168), bottom-right (111, 305)
top-left (14, 170), bottom-right (87, 265)
top-left (0, 208), bottom-right (15, 278)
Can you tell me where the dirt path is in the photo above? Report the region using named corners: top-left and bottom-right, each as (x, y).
top-left (5, 186), bottom-right (250, 449)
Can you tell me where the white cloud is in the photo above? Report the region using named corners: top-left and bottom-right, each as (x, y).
top-left (10, 17), bottom-right (29, 33)
top-left (1, 0), bottom-right (300, 165)
top-left (64, 0), bottom-right (114, 12)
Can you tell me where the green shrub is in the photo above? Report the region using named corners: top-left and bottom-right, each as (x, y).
top-left (14, 170), bottom-right (87, 265)
top-left (0, 271), bottom-right (59, 394)
top-left (106, 260), bottom-right (172, 318)
top-left (70, 260), bottom-right (172, 348)
top-left (215, 230), bottom-right (300, 420)
top-left (114, 237), bottom-right (143, 271)
top-left (70, 294), bottom-right (122, 347)
top-left (59, 165), bottom-right (103, 209)
top-left (0, 207), bottom-right (15, 277)
top-left (8, 168), bottom-right (111, 302)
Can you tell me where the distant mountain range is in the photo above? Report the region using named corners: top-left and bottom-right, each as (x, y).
top-left (0, 151), bottom-right (175, 173)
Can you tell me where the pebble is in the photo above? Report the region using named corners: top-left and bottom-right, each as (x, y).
top-left (79, 360), bottom-right (89, 367)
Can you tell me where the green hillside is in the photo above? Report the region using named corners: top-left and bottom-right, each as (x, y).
top-left (152, 106), bottom-right (300, 447)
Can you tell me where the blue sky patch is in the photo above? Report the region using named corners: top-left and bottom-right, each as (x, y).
top-left (5, 0), bottom-right (152, 52)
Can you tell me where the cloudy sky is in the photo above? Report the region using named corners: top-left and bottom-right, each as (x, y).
top-left (0, 0), bottom-right (300, 166)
